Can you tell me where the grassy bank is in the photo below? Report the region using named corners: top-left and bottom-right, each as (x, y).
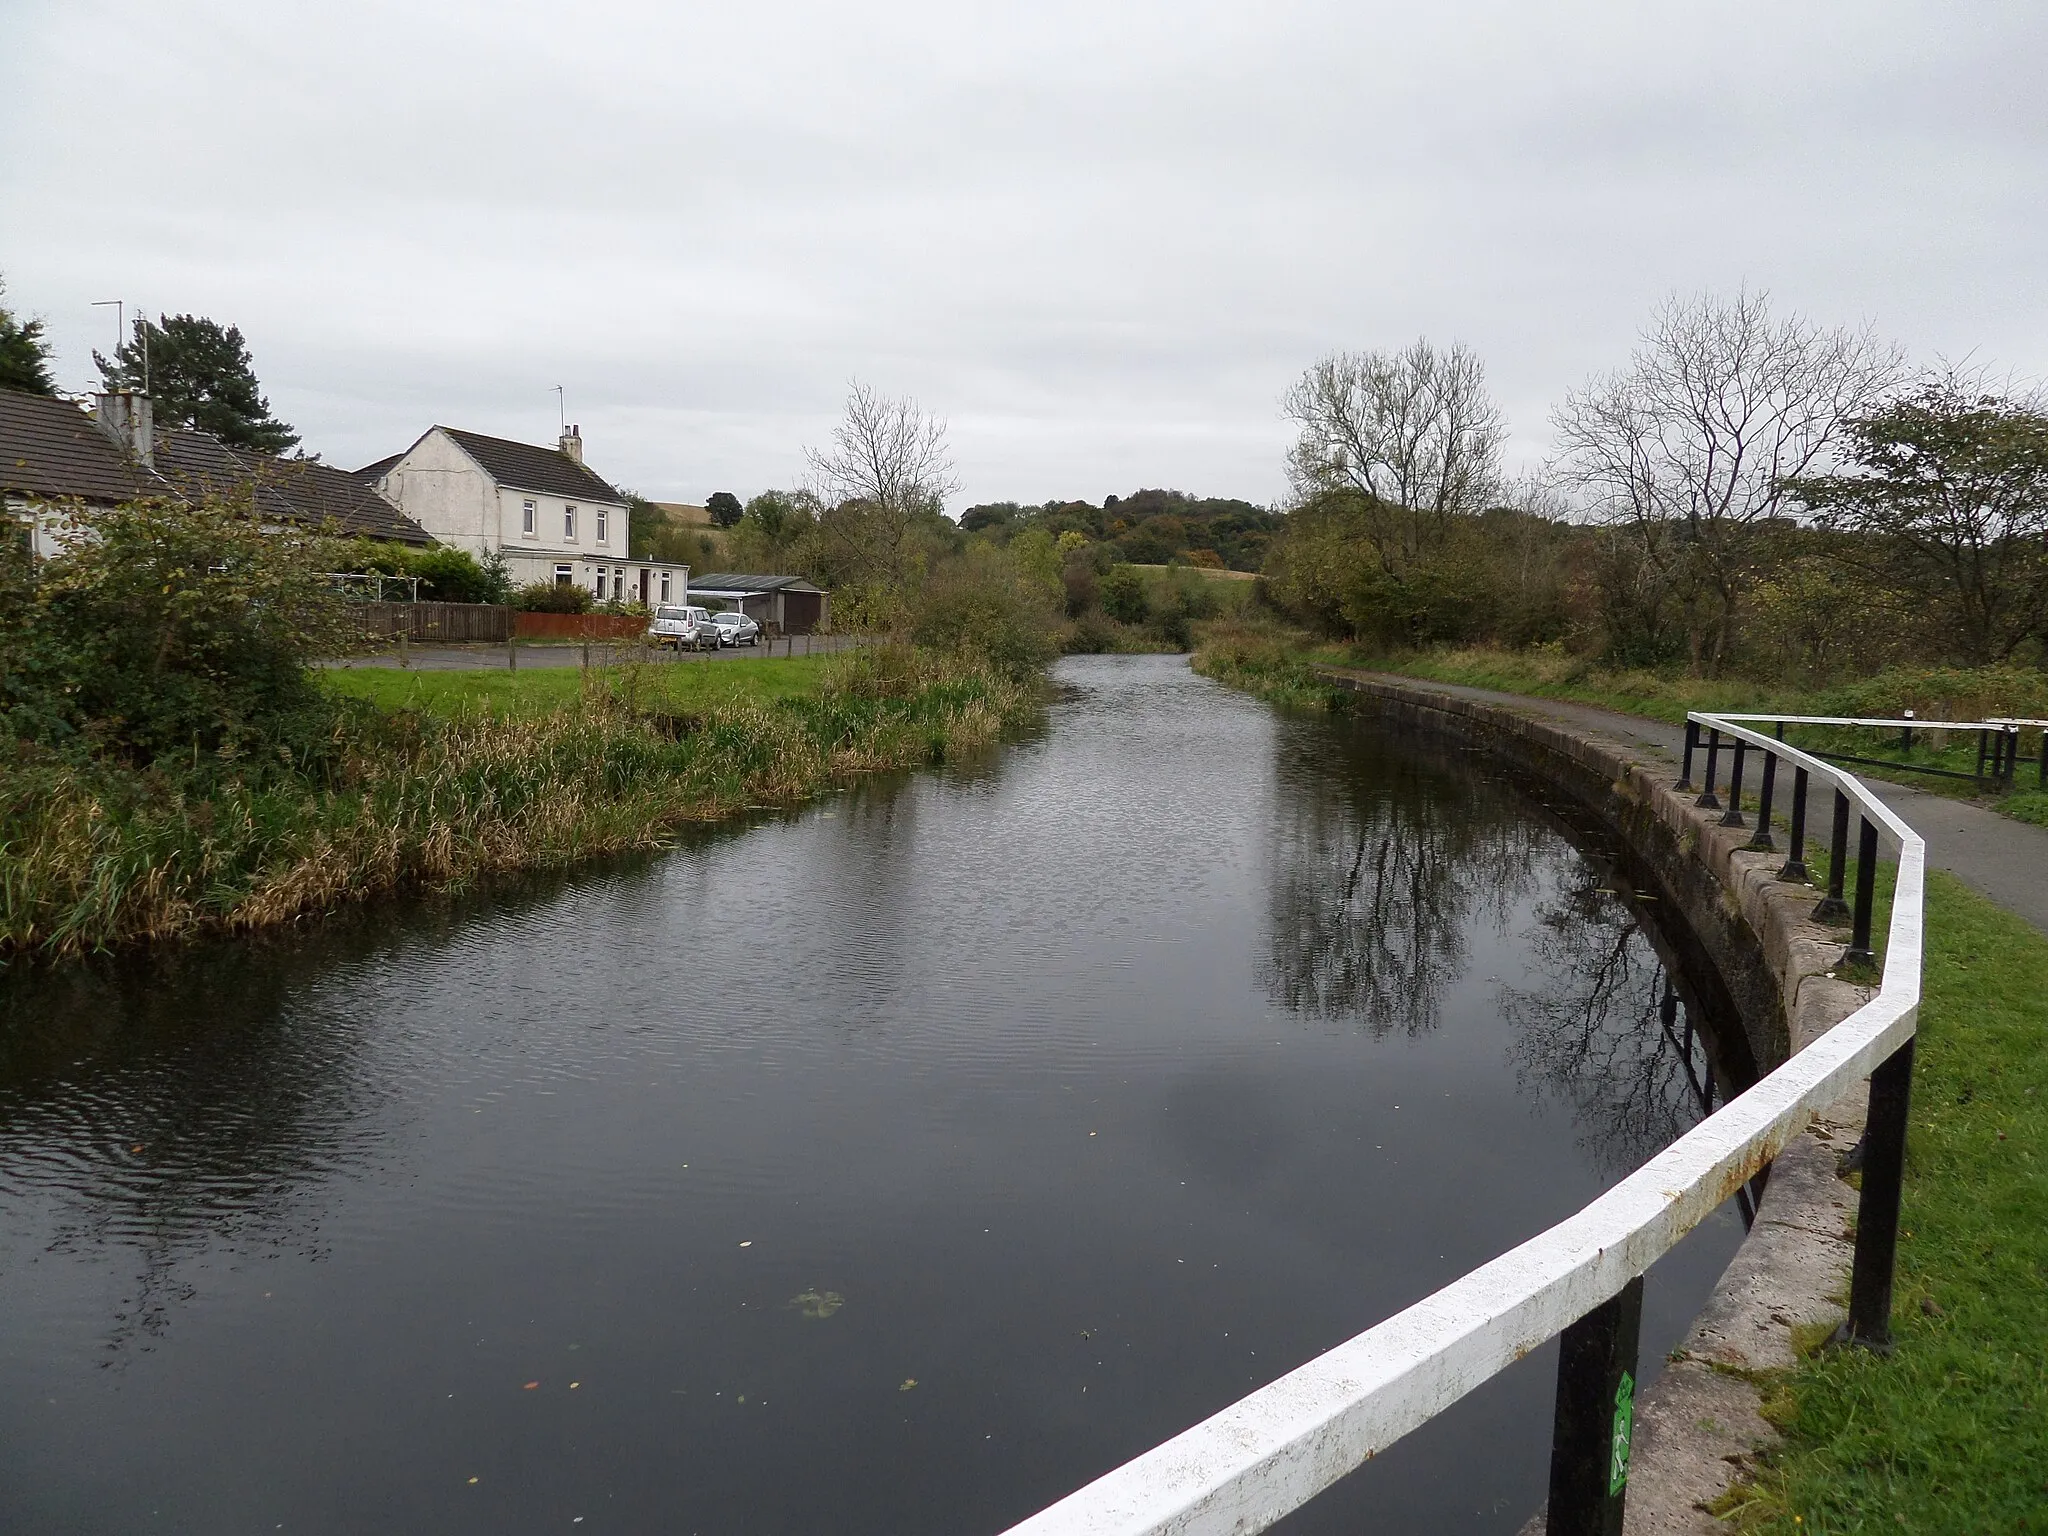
top-left (1193, 626), bottom-right (2048, 822)
top-left (324, 654), bottom-right (836, 718)
top-left (1733, 872), bottom-right (2048, 1531)
top-left (2, 647), bottom-right (1038, 962)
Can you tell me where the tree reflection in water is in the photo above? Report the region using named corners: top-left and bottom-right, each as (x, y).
top-left (1263, 725), bottom-right (1547, 1036)
top-left (1264, 718), bottom-right (1752, 1182)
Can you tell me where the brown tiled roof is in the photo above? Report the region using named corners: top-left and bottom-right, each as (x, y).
top-left (442, 427), bottom-right (622, 502)
top-left (155, 434), bottom-right (431, 545)
top-left (0, 387), bottom-right (163, 504)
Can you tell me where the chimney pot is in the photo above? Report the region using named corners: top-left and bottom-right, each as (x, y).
top-left (559, 423), bottom-right (584, 464)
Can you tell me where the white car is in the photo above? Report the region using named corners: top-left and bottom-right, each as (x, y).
top-left (710, 611), bottom-right (761, 647)
top-left (649, 605), bottom-right (720, 651)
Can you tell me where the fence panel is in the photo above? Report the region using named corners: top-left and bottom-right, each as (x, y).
top-left (355, 601), bottom-right (513, 642)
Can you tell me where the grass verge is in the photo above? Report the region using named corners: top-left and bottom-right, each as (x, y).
top-left (322, 655), bottom-right (835, 718)
top-left (2, 646), bottom-right (1039, 962)
top-left (1731, 871), bottom-right (2048, 1531)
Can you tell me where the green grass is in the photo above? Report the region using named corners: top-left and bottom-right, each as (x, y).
top-left (322, 655), bottom-right (833, 718)
top-left (1733, 871), bottom-right (2048, 1532)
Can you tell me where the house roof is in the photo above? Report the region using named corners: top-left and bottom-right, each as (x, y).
top-left (154, 431), bottom-right (434, 546)
top-left (688, 572), bottom-right (825, 594)
top-left (356, 451), bottom-right (403, 481)
top-left (0, 387), bottom-right (432, 545)
top-left (0, 387), bottom-right (164, 504)
top-left (440, 427), bottom-right (623, 503)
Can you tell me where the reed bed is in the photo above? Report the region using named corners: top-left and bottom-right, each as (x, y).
top-left (0, 647), bottom-right (1036, 962)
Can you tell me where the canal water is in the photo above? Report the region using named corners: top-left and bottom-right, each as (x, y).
top-left (0, 655), bottom-right (1749, 1534)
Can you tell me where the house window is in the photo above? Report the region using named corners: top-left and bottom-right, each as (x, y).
top-left (659, 571), bottom-right (671, 603)
top-left (522, 499), bottom-right (536, 536)
top-left (564, 505), bottom-right (577, 539)
top-left (596, 569), bottom-right (608, 600)
top-left (595, 506), bottom-right (608, 544)
top-left (553, 564), bottom-right (573, 586)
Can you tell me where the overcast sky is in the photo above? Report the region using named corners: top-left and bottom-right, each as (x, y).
top-left (4, 0), bottom-right (2043, 510)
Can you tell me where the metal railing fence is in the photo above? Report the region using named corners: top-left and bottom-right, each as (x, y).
top-left (1000, 711), bottom-right (1925, 1536)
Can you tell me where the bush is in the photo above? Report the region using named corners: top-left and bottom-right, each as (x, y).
top-left (2, 495), bottom-right (352, 769)
top-left (514, 581), bottom-right (592, 614)
top-left (905, 547), bottom-right (1060, 677)
top-left (1099, 564), bottom-right (1148, 625)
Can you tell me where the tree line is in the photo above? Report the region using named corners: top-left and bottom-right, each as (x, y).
top-left (1265, 290), bottom-right (2048, 679)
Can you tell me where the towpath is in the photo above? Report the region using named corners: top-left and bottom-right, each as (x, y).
top-left (1333, 670), bottom-right (2048, 938)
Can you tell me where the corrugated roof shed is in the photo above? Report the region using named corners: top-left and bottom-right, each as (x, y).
top-left (688, 572), bottom-right (825, 593)
top-left (442, 427), bottom-right (623, 502)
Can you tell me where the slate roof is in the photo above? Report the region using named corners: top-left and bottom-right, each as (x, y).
top-left (440, 427), bottom-right (623, 502)
top-left (688, 572), bottom-right (825, 593)
top-left (356, 451), bottom-right (403, 481)
top-left (0, 387), bottom-right (164, 504)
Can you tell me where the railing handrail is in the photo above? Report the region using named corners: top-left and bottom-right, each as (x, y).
top-left (1000, 710), bottom-right (1923, 1536)
top-left (1712, 711), bottom-right (2018, 731)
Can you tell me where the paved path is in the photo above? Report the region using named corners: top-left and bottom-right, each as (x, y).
top-left (326, 634), bottom-right (859, 672)
top-left (1349, 671), bottom-right (2048, 937)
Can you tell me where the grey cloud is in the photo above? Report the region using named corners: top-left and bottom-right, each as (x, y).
top-left (3, 0), bottom-right (2043, 507)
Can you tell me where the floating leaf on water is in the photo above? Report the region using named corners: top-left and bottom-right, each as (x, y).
top-left (899, 1378), bottom-right (918, 1392)
top-left (790, 1289), bottom-right (845, 1320)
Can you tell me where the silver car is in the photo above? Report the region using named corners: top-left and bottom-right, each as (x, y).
top-left (648, 605), bottom-right (720, 651)
top-left (710, 611), bottom-right (761, 647)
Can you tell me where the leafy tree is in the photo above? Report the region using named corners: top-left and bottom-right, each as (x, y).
top-left (729, 489), bottom-right (818, 573)
top-left (95, 313), bottom-right (299, 453)
top-left (706, 491), bottom-right (744, 528)
top-left (0, 278), bottom-right (56, 396)
top-left (1784, 372), bottom-right (2048, 665)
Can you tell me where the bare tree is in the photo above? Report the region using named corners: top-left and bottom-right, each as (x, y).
top-left (1549, 289), bottom-right (1904, 673)
top-left (804, 381), bottom-right (959, 586)
top-left (1282, 338), bottom-right (1508, 571)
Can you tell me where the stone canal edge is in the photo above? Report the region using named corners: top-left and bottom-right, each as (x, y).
top-left (1320, 670), bottom-right (1872, 1536)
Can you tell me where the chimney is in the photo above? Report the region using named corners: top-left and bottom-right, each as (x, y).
top-left (559, 423), bottom-right (583, 464)
top-left (94, 391), bottom-right (155, 468)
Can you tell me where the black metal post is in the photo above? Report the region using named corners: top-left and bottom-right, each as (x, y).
top-left (1835, 1038), bottom-right (1915, 1353)
top-left (2038, 728), bottom-right (2046, 789)
top-left (1747, 750), bottom-right (1778, 851)
top-left (1975, 729), bottom-right (1989, 786)
top-left (1846, 815), bottom-right (1880, 969)
top-left (1546, 1276), bottom-right (1645, 1536)
top-left (1677, 720), bottom-right (1699, 792)
top-left (1777, 767), bottom-right (1811, 883)
top-left (1719, 741), bottom-right (1748, 828)
top-left (1696, 730), bottom-right (1722, 811)
top-left (1814, 790), bottom-right (1852, 923)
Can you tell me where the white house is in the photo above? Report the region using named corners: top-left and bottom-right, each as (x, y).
top-left (365, 424), bottom-right (687, 607)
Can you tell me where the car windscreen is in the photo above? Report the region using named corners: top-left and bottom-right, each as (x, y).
top-left (712, 614), bottom-right (738, 624)
top-left (656, 607), bottom-right (687, 620)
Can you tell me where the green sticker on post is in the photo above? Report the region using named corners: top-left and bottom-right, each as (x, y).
top-left (1609, 1370), bottom-right (1636, 1494)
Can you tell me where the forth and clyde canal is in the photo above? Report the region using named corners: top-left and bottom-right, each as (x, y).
top-left (0, 656), bottom-right (1749, 1533)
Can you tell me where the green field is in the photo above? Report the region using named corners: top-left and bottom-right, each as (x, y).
top-left (322, 655), bottom-right (835, 718)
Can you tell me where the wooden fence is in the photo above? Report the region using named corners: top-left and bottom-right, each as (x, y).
top-left (355, 601), bottom-right (513, 642)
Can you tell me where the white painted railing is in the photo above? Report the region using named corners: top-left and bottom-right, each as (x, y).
top-left (1000, 711), bottom-right (1923, 1536)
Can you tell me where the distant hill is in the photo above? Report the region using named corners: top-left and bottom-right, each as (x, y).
top-left (957, 489), bottom-right (1281, 572)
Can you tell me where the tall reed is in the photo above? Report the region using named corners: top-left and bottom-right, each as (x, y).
top-left (1, 648), bottom-right (1036, 961)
